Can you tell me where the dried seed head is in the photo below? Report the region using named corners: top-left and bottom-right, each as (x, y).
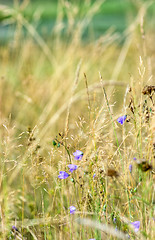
top-left (128, 97), bottom-right (135, 114)
top-left (128, 86), bottom-right (132, 92)
top-left (107, 168), bottom-right (119, 177)
top-left (142, 85), bottom-right (155, 96)
top-left (136, 159), bottom-right (153, 172)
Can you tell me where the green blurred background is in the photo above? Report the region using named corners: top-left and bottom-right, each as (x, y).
top-left (0, 0), bottom-right (155, 43)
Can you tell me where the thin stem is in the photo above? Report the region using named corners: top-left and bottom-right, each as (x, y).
top-left (99, 72), bottom-right (123, 163)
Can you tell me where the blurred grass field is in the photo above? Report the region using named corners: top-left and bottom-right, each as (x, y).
top-left (0, 0), bottom-right (155, 239)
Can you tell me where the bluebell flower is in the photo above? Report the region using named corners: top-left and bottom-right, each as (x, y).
top-left (58, 171), bottom-right (69, 179)
top-left (117, 115), bottom-right (127, 125)
top-left (93, 173), bottom-right (96, 178)
top-left (113, 217), bottom-right (116, 223)
top-left (69, 206), bottom-right (76, 214)
top-left (129, 164), bottom-right (132, 173)
top-left (68, 164), bottom-right (78, 173)
top-left (12, 226), bottom-right (19, 232)
top-left (73, 150), bottom-right (83, 160)
top-left (133, 157), bottom-right (137, 161)
top-left (131, 221), bottom-right (140, 232)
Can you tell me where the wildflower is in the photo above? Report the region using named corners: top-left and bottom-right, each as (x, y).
top-left (133, 157), bottom-right (137, 161)
top-left (73, 150), bottom-right (83, 160)
top-left (117, 115), bottom-right (127, 125)
top-left (69, 206), bottom-right (76, 214)
top-left (131, 221), bottom-right (140, 232)
top-left (68, 164), bottom-right (78, 173)
top-left (12, 226), bottom-right (19, 232)
top-left (89, 239), bottom-right (96, 240)
top-left (113, 217), bottom-right (116, 223)
top-left (58, 171), bottom-right (69, 179)
top-left (129, 164), bottom-right (132, 173)
top-left (93, 173), bottom-right (96, 178)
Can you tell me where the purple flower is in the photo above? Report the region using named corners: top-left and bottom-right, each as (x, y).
top-left (113, 217), bottom-right (116, 223)
top-left (131, 221), bottom-right (140, 232)
top-left (133, 157), bottom-right (137, 161)
top-left (68, 164), bottom-right (78, 173)
top-left (117, 115), bottom-right (127, 125)
top-left (89, 239), bottom-right (96, 240)
top-left (129, 164), bottom-right (132, 173)
top-left (93, 173), bottom-right (96, 178)
top-left (69, 206), bottom-right (76, 214)
top-left (58, 171), bottom-right (69, 179)
top-left (73, 150), bottom-right (83, 160)
top-left (12, 226), bottom-right (19, 232)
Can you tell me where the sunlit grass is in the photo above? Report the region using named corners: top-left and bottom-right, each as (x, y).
top-left (0, 0), bottom-right (155, 239)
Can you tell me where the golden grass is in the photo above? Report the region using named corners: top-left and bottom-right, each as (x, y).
top-left (0, 1), bottom-right (155, 239)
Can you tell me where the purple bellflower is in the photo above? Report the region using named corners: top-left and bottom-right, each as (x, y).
top-left (131, 221), bottom-right (140, 232)
top-left (113, 217), bottom-right (116, 223)
top-left (73, 150), bottom-right (83, 160)
top-left (69, 206), bottom-right (76, 214)
top-left (12, 226), bottom-right (19, 232)
top-left (129, 164), bottom-right (132, 173)
top-left (93, 173), bottom-right (96, 178)
top-left (58, 171), bottom-right (69, 179)
top-left (68, 164), bottom-right (78, 173)
top-left (117, 115), bottom-right (127, 125)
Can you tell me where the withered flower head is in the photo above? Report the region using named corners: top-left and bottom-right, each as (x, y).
top-left (142, 85), bottom-right (155, 96)
top-left (136, 159), bottom-right (152, 172)
top-left (128, 86), bottom-right (132, 92)
top-left (128, 97), bottom-right (135, 114)
top-left (107, 168), bottom-right (119, 177)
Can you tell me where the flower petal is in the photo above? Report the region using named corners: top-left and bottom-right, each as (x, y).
top-left (58, 171), bottom-right (69, 179)
top-left (117, 115), bottom-right (127, 125)
top-left (73, 150), bottom-right (83, 160)
top-left (131, 221), bottom-right (140, 232)
top-left (69, 206), bottom-right (76, 214)
top-left (129, 164), bottom-right (132, 173)
top-left (68, 164), bottom-right (78, 171)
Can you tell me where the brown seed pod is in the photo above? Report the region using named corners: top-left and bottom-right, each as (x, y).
top-left (128, 97), bottom-right (135, 114)
top-left (128, 86), bottom-right (132, 92)
top-left (142, 85), bottom-right (155, 96)
top-left (107, 168), bottom-right (119, 177)
top-left (136, 159), bottom-right (153, 172)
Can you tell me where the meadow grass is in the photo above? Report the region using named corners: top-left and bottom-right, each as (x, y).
top-left (0, 0), bottom-right (155, 239)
